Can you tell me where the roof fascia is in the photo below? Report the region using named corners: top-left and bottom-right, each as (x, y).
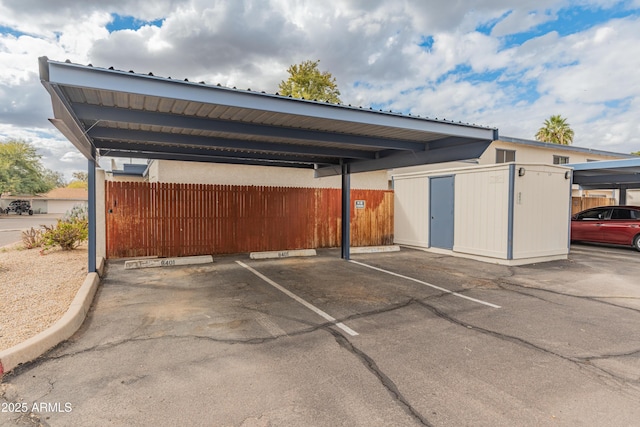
top-left (315, 139), bottom-right (492, 177)
top-left (568, 158), bottom-right (640, 171)
top-left (43, 58), bottom-right (495, 140)
top-left (500, 136), bottom-right (636, 159)
top-left (573, 174), bottom-right (640, 186)
top-left (43, 85), bottom-right (96, 161)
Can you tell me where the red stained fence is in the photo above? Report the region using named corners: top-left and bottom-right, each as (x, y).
top-left (105, 182), bottom-right (393, 259)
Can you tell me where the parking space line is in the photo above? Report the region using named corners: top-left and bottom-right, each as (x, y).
top-left (349, 260), bottom-right (501, 309)
top-left (236, 261), bottom-right (359, 336)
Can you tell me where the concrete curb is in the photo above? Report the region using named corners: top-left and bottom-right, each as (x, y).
top-left (350, 245), bottom-right (401, 254)
top-left (250, 249), bottom-right (317, 260)
top-left (0, 272), bottom-right (100, 379)
top-left (124, 255), bottom-right (213, 270)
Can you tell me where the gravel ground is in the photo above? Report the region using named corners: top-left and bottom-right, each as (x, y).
top-left (0, 242), bottom-right (87, 351)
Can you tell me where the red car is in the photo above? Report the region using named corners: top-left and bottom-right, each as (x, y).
top-left (571, 206), bottom-right (640, 251)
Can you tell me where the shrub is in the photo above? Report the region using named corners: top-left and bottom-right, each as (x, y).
top-left (64, 204), bottom-right (88, 223)
top-left (42, 210), bottom-right (88, 252)
top-left (22, 227), bottom-right (44, 249)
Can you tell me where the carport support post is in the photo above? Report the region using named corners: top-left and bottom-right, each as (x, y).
top-left (88, 159), bottom-right (96, 274)
top-left (620, 185), bottom-right (628, 205)
top-left (341, 163), bottom-right (351, 260)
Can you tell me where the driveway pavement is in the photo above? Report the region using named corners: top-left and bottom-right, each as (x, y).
top-left (0, 214), bottom-right (62, 247)
top-left (1, 246), bottom-right (640, 426)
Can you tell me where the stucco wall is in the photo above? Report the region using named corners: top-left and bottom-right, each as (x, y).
top-left (147, 160), bottom-right (390, 190)
top-left (390, 139), bottom-right (629, 175)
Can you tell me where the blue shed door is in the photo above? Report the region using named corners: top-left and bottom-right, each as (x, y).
top-left (429, 176), bottom-right (455, 249)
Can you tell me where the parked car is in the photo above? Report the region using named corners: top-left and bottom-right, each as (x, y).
top-left (571, 205), bottom-right (640, 251)
top-left (4, 200), bottom-right (34, 215)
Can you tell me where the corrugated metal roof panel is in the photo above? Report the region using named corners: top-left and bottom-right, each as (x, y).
top-left (40, 57), bottom-right (497, 176)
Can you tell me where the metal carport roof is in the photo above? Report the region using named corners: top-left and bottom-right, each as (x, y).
top-left (38, 56), bottom-right (498, 272)
top-left (569, 158), bottom-right (640, 204)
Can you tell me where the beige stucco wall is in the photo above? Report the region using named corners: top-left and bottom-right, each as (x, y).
top-left (481, 140), bottom-right (625, 165)
top-left (96, 169), bottom-right (106, 260)
top-left (147, 160), bottom-right (390, 190)
top-left (105, 173), bottom-right (146, 182)
top-left (390, 139), bottom-right (629, 175)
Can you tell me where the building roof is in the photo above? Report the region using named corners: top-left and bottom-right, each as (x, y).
top-left (38, 57), bottom-right (497, 177)
top-left (500, 136), bottom-right (636, 159)
top-left (43, 187), bottom-right (88, 200)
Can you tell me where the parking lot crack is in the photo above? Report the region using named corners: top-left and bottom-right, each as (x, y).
top-left (576, 348), bottom-right (640, 362)
top-left (412, 299), bottom-right (639, 387)
top-left (326, 327), bottom-right (432, 427)
top-left (497, 281), bottom-right (640, 314)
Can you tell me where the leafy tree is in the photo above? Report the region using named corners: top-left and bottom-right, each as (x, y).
top-left (67, 171), bottom-right (88, 189)
top-left (0, 140), bottom-right (54, 196)
top-left (631, 151), bottom-right (640, 156)
top-left (43, 169), bottom-right (67, 189)
top-left (72, 171), bottom-right (88, 182)
top-left (535, 115), bottom-right (575, 145)
top-left (67, 180), bottom-right (88, 189)
top-left (278, 60), bottom-right (342, 103)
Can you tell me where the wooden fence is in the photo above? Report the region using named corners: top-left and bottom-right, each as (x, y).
top-left (571, 196), bottom-right (616, 215)
top-left (105, 182), bottom-right (394, 259)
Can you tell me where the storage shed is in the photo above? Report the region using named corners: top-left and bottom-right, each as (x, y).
top-left (393, 163), bottom-right (572, 265)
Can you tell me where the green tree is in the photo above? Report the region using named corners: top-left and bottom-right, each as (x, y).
top-left (43, 169), bottom-right (67, 189)
top-left (631, 151), bottom-right (640, 156)
top-left (535, 115), bottom-right (575, 145)
top-left (72, 171), bottom-right (88, 182)
top-left (67, 171), bottom-right (88, 189)
top-left (0, 140), bottom-right (54, 196)
top-left (278, 60), bottom-right (342, 103)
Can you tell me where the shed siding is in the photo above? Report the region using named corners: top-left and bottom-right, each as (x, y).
top-left (454, 166), bottom-right (510, 258)
top-left (512, 165), bottom-right (571, 259)
top-left (393, 176), bottom-right (429, 247)
top-left (392, 163), bottom-right (571, 265)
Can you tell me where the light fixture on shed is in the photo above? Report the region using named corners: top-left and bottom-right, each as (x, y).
top-left (518, 167), bottom-right (526, 177)
top-left (565, 171), bottom-right (571, 179)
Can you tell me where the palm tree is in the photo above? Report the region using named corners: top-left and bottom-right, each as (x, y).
top-left (535, 115), bottom-right (574, 145)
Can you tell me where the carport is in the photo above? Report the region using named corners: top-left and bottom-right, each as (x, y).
top-left (38, 57), bottom-right (497, 273)
top-left (570, 158), bottom-right (640, 204)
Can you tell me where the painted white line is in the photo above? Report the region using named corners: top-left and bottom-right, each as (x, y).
top-left (236, 261), bottom-right (358, 336)
top-left (349, 260), bottom-right (501, 309)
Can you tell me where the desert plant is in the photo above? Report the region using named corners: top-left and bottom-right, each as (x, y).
top-left (22, 226), bottom-right (44, 249)
top-left (63, 204), bottom-right (88, 223)
top-left (42, 216), bottom-right (88, 251)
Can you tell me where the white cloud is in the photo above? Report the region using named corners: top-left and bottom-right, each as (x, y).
top-left (1, 0), bottom-right (640, 173)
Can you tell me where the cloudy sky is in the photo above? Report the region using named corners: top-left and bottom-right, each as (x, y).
top-left (1, 0), bottom-right (639, 179)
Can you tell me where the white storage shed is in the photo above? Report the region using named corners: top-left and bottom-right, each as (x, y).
top-left (393, 163), bottom-right (572, 265)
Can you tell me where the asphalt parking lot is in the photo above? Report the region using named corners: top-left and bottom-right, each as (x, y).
top-left (0, 214), bottom-right (62, 247)
top-left (1, 245), bottom-right (640, 426)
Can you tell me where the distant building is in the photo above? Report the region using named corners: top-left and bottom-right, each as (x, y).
top-left (1, 188), bottom-right (88, 214)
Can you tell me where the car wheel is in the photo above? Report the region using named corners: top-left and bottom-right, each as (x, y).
top-left (634, 235), bottom-right (640, 252)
